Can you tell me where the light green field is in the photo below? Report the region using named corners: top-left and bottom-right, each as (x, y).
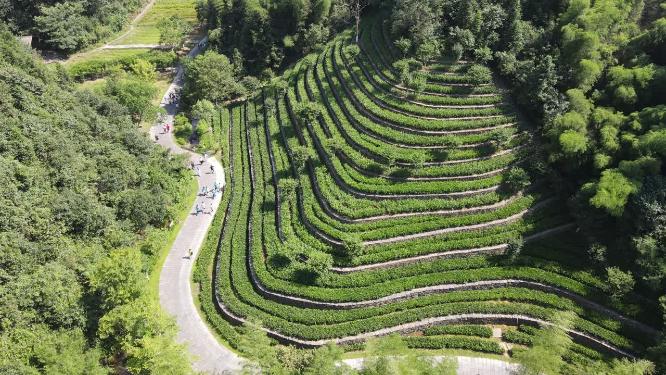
top-left (76, 78), bottom-right (108, 92)
top-left (66, 48), bottom-right (152, 65)
top-left (111, 0), bottom-right (198, 45)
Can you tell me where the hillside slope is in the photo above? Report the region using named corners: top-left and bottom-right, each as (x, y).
top-left (0, 27), bottom-right (193, 374)
top-left (197, 16), bottom-right (661, 367)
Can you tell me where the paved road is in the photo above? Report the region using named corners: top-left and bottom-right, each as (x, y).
top-left (154, 39), bottom-right (242, 374)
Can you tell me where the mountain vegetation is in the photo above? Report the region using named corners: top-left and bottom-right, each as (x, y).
top-left (1, 0), bottom-right (149, 52)
top-left (0, 27), bottom-right (194, 373)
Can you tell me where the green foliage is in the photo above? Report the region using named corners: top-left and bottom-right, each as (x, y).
top-left (97, 297), bottom-right (192, 374)
top-left (391, 0), bottom-right (442, 53)
top-left (394, 37), bottom-right (411, 56)
top-left (559, 130), bottom-right (589, 156)
top-left (157, 15), bottom-right (192, 50)
top-left (294, 101), bottom-right (324, 124)
top-left (174, 113), bottom-right (193, 144)
top-left (605, 267), bottom-right (635, 300)
top-left (90, 247), bottom-right (146, 310)
top-left (344, 44), bottom-right (361, 60)
top-left (502, 167), bottom-right (530, 193)
top-left (34, 1), bottom-right (93, 53)
top-left (0, 326), bottom-right (106, 375)
top-left (415, 39), bottom-right (440, 63)
top-left (465, 64), bottom-right (492, 84)
top-left (589, 169), bottom-right (638, 217)
top-left (422, 324), bottom-right (493, 338)
top-left (130, 59), bottom-right (158, 82)
top-left (28, 0), bottom-right (145, 53)
top-left (202, 0), bottom-right (335, 74)
top-left (183, 51), bottom-right (244, 105)
top-left (67, 50), bottom-right (178, 81)
top-left (192, 99), bottom-right (216, 124)
top-left (125, 334), bottom-right (193, 375)
top-left (361, 334), bottom-right (458, 375)
top-left (506, 236), bottom-right (525, 261)
top-left (0, 28), bottom-right (191, 374)
top-left (514, 311), bottom-right (575, 375)
top-left (343, 234), bottom-right (364, 258)
top-left (292, 145), bottom-right (315, 171)
top-left (279, 178), bottom-right (299, 199)
top-left (104, 75), bottom-right (158, 123)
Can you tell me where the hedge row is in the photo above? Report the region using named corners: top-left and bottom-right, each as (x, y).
top-left (68, 50), bottom-right (177, 81)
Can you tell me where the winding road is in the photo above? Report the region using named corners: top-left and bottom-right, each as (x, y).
top-left (153, 39), bottom-right (242, 374)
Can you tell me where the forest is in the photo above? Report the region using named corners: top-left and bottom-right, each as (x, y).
top-left (0, 27), bottom-right (195, 373)
top-left (1, 0), bottom-right (150, 52)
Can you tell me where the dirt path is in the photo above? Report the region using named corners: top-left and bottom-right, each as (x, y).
top-left (105, 0), bottom-right (156, 47)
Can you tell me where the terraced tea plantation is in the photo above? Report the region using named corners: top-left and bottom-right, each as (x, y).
top-left (197, 17), bottom-right (661, 362)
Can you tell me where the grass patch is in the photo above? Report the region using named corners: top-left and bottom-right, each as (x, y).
top-left (66, 48), bottom-right (152, 65)
top-left (111, 0), bottom-right (198, 45)
top-left (76, 78), bottom-right (108, 93)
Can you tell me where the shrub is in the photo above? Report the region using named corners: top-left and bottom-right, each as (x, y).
top-left (173, 113), bottom-right (192, 145)
top-left (294, 101), bottom-right (324, 124)
top-left (506, 237), bottom-right (524, 261)
top-left (343, 44), bottom-right (360, 60)
top-left (465, 64), bottom-right (492, 84)
top-left (605, 267), bottom-right (635, 300)
top-left (502, 167), bottom-right (531, 193)
top-left (342, 235), bottom-right (364, 258)
top-left (68, 51), bottom-right (178, 81)
top-left (394, 38), bottom-right (412, 56)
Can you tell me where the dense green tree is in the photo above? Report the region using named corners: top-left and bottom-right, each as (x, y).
top-left (34, 1), bottom-right (93, 52)
top-left (96, 297), bottom-right (188, 367)
top-left (183, 51), bottom-right (244, 105)
top-left (158, 15), bottom-right (193, 50)
top-left (391, 0), bottom-right (442, 51)
top-left (90, 247), bottom-right (145, 311)
top-left (0, 326), bottom-right (106, 375)
top-left (589, 169), bottom-right (638, 217)
top-left (104, 75), bottom-right (158, 123)
top-left (606, 266), bottom-right (636, 300)
top-left (125, 334), bottom-right (193, 375)
top-left (130, 59), bottom-right (158, 82)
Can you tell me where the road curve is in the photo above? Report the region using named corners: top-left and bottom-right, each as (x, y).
top-left (154, 39), bottom-right (242, 374)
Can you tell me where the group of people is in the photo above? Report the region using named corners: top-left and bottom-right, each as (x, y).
top-left (192, 158), bottom-right (222, 216)
top-left (199, 180), bottom-right (222, 200)
top-left (165, 90), bottom-right (181, 105)
top-left (161, 123), bottom-right (171, 134)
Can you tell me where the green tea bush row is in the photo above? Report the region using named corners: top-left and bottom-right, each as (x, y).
top-left (404, 336), bottom-right (504, 353)
top-left (422, 324), bottom-right (494, 338)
